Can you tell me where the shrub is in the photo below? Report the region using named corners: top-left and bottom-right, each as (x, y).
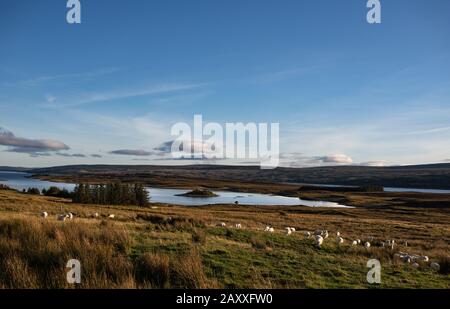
top-left (191, 229), bottom-right (206, 244)
top-left (134, 253), bottom-right (170, 288)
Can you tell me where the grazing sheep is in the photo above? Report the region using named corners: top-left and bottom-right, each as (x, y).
top-left (430, 262), bottom-right (440, 271)
top-left (356, 239), bottom-right (361, 245)
top-left (336, 236), bottom-right (344, 245)
top-left (304, 231), bottom-right (311, 238)
top-left (314, 235), bottom-right (324, 247)
top-left (290, 227), bottom-right (296, 232)
top-left (67, 213), bottom-right (74, 220)
top-left (390, 240), bottom-right (395, 250)
top-left (218, 222), bottom-right (226, 227)
top-left (285, 227), bottom-right (292, 235)
top-left (40, 211), bottom-right (48, 219)
top-left (351, 240), bottom-right (358, 246)
top-left (108, 214), bottom-right (115, 219)
top-left (57, 214), bottom-right (68, 221)
top-left (235, 223), bottom-right (242, 229)
top-left (265, 226), bottom-right (274, 232)
top-left (421, 256), bottom-right (429, 262)
top-left (364, 242), bottom-right (371, 248)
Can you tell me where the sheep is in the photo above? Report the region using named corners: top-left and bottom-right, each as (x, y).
top-left (40, 211), bottom-right (48, 219)
top-left (336, 231), bottom-right (340, 237)
top-left (290, 227), bottom-right (296, 232)
top-left (92, 213), bottom-right (99, 218)
top-left (336, 236), bottom-right (344, 245)
top-left (364, 242), bottom-right (371, 248)
top-left (108, 214), bottom-right (115, 219)
top-left (390, 240), bottom-right (395, 250)
top-left (421, 256), bottom-right (429, 262)
top-left (265, 226), bottom-right (274, 232)
top-left (314, 230), bottom-right (329, 238)
top-left (67, 213), bottom-right (74, 220)
top-left (235, 223), bottom-right (242, 229)
top-left (314, 235), bottom-right (324, 247)
top-left (430, 262), bottom-right (440, 271)
top-left (304, 231), bottom-right (311, 238)
top-left (285, 227), bottom-right (292, 236)
top-left (356, 239), bottom-right (361, 245)
top-left (217, 222), bottom-right (226, 227)
top-left (57, 214), bottom-right (68, 221)
top-left (351, 240), bottom-right (358, 246)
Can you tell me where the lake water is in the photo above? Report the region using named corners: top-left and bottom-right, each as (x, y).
top-left (0, 171), bottom-right (351, 208)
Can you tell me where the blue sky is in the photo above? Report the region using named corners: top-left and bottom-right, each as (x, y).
top-left (1, 0), bottom-right (450, 167)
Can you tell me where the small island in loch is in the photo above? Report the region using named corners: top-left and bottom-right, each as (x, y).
top-left (176, 188), bottom-right (218, 197)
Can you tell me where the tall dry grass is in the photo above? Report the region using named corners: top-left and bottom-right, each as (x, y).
top-left (0, 216), bottom-right (219, 289)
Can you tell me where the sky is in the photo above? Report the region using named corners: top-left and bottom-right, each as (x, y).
top-left (1, 0), bottom-right (450, 168)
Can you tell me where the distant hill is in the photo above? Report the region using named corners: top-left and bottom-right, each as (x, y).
top-left (27, 163), bottom-right (450, 190)
top-left (0, 166), bottom-right (33, 172)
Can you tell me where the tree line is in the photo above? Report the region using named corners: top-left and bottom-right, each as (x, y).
top-left (22, 183), bottom-right (149, 207)
top-left (72, 183), bottom-right (149, 207)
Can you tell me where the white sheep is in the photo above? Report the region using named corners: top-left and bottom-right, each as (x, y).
top-left (364, 242), bottom-right (371, 248)
top-left (92, 213), bottom-right (99, 218)
top-left (390, 240), bottom-right (395, 250)
top-left (290, 227), bottom-right (296, 232)
top-left (235, 223), bottom-right (242, 229)
top-left (421, 256), bottom-right (429, 262)
top-left (220, 222), bottom-right (226, 227)
top-left (430, 262), bottom-right (440, 271)
top-left (304, 231), bottom-right (311, 238)
top-left (351, 240), bottom-right (358, 246)
top-left (67, 212), bottom-right (74, 220)
top-left (57, 214), bottom-right (68, 221)
top-left (268, 227), bottom-right (274, 233)
top-left (336, 236), bottom-right (344, 245)
top-left (285, 227), bottom-right (292, 236)
top-left (336, 231), bottom-right (340, 237)
top-left (314, 235), bottom-right (324, 247)
top-left (40, 211), bottom-right (48, 219)
top-left (356, 239), bottom-right (361, 245)
top-left (108, 214), bottom-right (115, 219)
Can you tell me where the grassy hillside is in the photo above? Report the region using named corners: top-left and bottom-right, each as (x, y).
top-left (0, 189), bottom-right (449, 288)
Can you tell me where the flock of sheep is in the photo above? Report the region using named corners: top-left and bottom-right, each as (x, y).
top-left (39, 212), bottom-right (442, 273)
top-left (217, 222), bottom-right (442, 272)
top-left (40, 211), bottom-right (116, 221)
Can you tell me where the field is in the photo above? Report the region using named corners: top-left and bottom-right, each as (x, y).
top-left (0, 187), bottom-right (449, 289)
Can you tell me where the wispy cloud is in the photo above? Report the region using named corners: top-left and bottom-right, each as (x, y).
top-left (109, 149), bottom-right (155, 156)
top-left (55, 153), bottom-right (86, 158)
top-left (44, 82), bottom-right (204, 108)
top-left (0, 127), bottom-right (69, 156)
top-left (5, 67), bottom-right (121, 87)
